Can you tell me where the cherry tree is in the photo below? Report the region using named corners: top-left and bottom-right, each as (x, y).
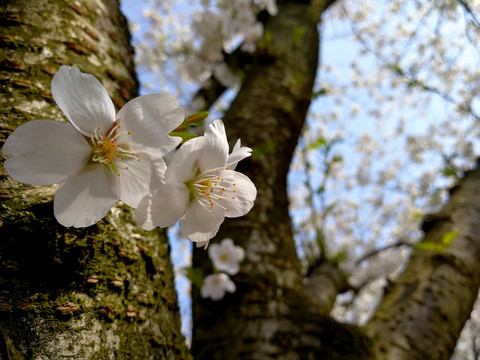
top-left (2, 0), bottom-right (480, 359)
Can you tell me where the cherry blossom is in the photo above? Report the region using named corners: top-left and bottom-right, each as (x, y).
top-left (3, 65), bottom-right (184, 228)
top-left (200, 273), bottom-right (236, 301)
top-left (208, 238), bottom-right (244, 275)
top-left (136, 119), bottom-right (257, 246)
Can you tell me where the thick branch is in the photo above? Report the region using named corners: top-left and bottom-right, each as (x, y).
top-left (192, 1), bottom-right (370, 359)
top-left (365, 161), bottom-right (480, 359)
top-left (304, 260), bottom-right (349, 313)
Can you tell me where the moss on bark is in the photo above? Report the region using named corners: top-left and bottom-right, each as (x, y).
top-left (0, 1), bottom-right (190, 358)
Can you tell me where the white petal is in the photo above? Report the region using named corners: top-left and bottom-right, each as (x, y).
top-left (224, 276), bottom-right (237, 293)
top-left (220, 238), bottom-right (235, 247)
top-left (116, 93), bottom-right (184, 158)
top-left (208, 243), bottom-right (220, 261)
top-left (227, 139), bottom-right (252, 170)
top-left (51, 66), bottom-right (115, 136)
top-left (233, 246), bottom-right (245, 262)
top-left (196, 240), bottom-right (210, 249)
top-left (136, 182), bottom-right (190, 230)
top-left (198, 119), bottom-right (228, 172)
top-left (165, 136), bottom-right (205, 183)
top-left (220, 170), bottom-right (257, 218)
top-left (150, 157), bottom-right (168, 188)
top-left (116, 154), bottom-right (153, 208)
top-left (3, 120), bottom-right (91, 185)
top-left (178, 199), bottom-right (225, 243)
top-left (54, 164), bottom-right (119, 227)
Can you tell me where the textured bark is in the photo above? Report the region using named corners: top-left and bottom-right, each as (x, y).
top-left (0, 1), bottom-right (190, 359)
top-left (364, 162), bottom-right (480, 360)
top-left (191, 1), bottom-right (371, 359)
top-left (304, 260), bottom-right (349, 314)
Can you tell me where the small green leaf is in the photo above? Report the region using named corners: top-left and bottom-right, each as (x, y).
top-left (173, 111), bottom-right (209, 132)
top-left (413, 212), bottom-right (424, 219)
top-left (186, 111), bottom-right (209, 126)
top-left (442, 231), bottom-right (459, 245)
top-left (331, 155), bottom-right (343, 163)
top-left (307, 138), bottom-right (327, 150)
top-left (169, 131), bottom-right (198, 144)
top-left (414, 242), bottom-right (442, 252)
top-left (252, 141), bottom-right (276, 159)
top-left (312, 88), bottom-right (328, 99)
top-left (442, 167), bottom-right (457, 178)
top-left (331, 250), bottom-right (348, 264)
top-left (183, 267), bottom-right (205, 288)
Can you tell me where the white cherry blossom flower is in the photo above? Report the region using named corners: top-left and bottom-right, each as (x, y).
top-left (200, 273), bottom-right (236, 301)
top-left (3, 65), bottom-right (184, 228)
top-left (208, 238), bottom-right (245, 275)
top-left (136, 119), bottom-right (257, 246)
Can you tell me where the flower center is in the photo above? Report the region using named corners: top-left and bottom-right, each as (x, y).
top-left (90, 122), bottom-right (139, 176)
top-left (190, 169), bottom-right (236, 214)
top-left (220, 254), bottom-right (229, 262)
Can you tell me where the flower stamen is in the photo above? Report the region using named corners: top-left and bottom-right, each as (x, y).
top-left (90, 123), bottom-right (139, 175)
top-left (190, 169), bottom-right (238, 213)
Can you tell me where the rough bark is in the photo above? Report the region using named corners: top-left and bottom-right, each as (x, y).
top-left (0, 1), bottom-right (190, 359)
top-left (191, 1), bottom-right (371, 359)
top-left (304, 260), bottom-right (349, 314)
top-left (364, 162), bottom-right (480, 360)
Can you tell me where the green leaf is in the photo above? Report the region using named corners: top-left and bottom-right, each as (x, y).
top-left (414, 242), bottom-right (442, 252)
top-left (312, 88), bottom-right (328, 99)
top-left (442, 231), bottom-right (459, 245)
top-left (183, 267), bottom-right (205, 288)
top-left (412, 212), bottom-right (424, 220)
top-left (307, 138), bottom-right (327, 150)
top-left (442, 167), bottom-right (457, 178)
top-left (186, 111), bottom-right (209, 126)
top-left (331, 250), bottom-right (348, 264)
top-left (173, 111), bottom-right (209, 133)
top-left (252, 141), bottom-right (276, 159)
top-left (169, 131), bottom-right (198, 144)
top-left (331, 155), bottom-right (343, 163)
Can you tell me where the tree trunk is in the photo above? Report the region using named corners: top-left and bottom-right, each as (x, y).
top-left (364, 161), bottom-right (480, 360)
top-left (191, 1), bottom-right (372, 359)
top-left (0, 1), bottom-right (190, 359)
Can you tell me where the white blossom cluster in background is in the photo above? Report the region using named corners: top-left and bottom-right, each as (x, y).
top-left (200, 238), bottom-right (245, 300)
top-left (123, 0), bottom-right (480, 357)
top-left (287, 1), bottom-right (480, 358)
top-left (130, 0), bottom-right (277, 105)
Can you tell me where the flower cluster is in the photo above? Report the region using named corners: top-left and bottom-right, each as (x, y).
top-left (3, 66), bottom-right (256, 245)
top-left (200, 238), bottom-right (245, 301)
